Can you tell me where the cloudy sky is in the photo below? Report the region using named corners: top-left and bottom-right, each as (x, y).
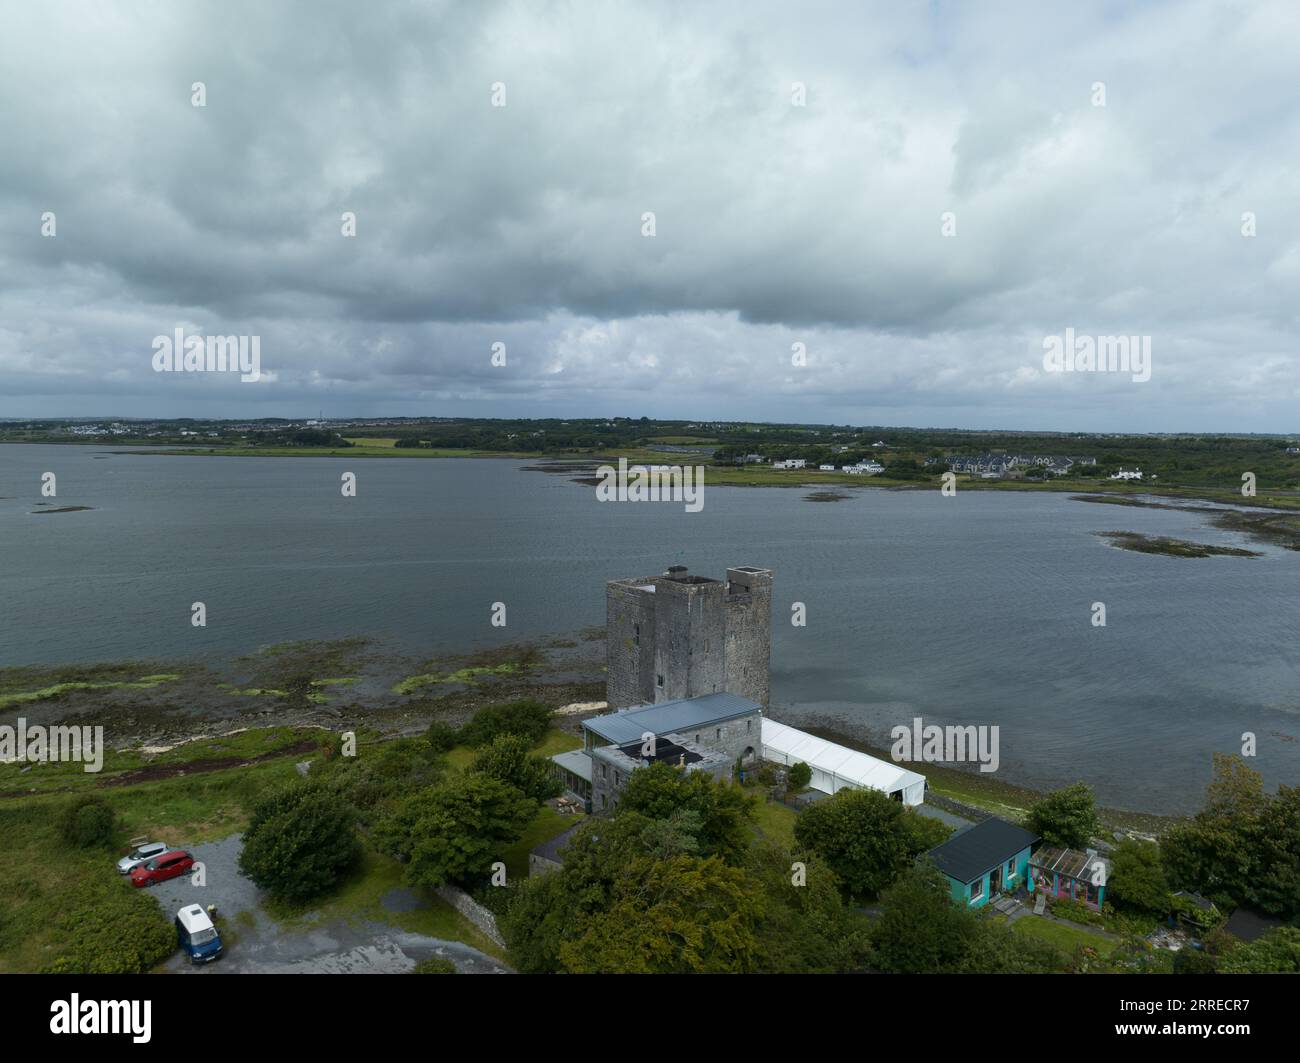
top-left (2, 0), bottom-right (1297, 430)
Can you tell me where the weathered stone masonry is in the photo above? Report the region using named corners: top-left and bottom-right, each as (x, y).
top-left (605, 565), bottom-right (772, 710)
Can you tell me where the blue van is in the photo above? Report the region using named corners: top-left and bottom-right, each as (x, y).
top-left (175, 904), bottom-right (223, 964)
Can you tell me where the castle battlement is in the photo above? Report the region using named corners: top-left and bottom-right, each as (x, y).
top-left (605, 564), bottom-right (772, 710)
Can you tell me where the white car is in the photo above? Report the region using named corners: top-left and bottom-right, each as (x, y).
top-left (116, 841), bottom-right (169, 875)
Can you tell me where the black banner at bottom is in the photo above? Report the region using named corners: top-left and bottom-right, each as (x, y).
top-left (1, 972), bottom-right (1289, 1049)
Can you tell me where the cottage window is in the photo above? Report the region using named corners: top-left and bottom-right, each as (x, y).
top-left (969, 877), bottom-right (985, 901)
top-left (1007, 859), bottom-right (1015, 877)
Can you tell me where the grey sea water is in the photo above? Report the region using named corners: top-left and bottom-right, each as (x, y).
top-left (2, 444), bottom-right (1297, 813)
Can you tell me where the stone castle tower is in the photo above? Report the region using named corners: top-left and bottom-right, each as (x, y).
top-left (605, 565), bottom-right (773, 710)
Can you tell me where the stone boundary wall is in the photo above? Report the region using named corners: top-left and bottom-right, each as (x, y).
top-left (435, 885), bottom-right (506, 948)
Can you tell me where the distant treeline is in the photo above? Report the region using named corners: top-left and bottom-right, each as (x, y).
top-left (7, 416), bottom-right (1300, 489)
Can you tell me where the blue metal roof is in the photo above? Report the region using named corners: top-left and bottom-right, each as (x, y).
top-left (583, 692), bottom-right (761, 745)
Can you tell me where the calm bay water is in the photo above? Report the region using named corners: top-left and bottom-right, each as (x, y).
top-left (3, 443), bottom-right (1298, 813)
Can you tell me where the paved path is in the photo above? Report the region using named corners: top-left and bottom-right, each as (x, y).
top-left (915, 803), bottom-right (972, 830)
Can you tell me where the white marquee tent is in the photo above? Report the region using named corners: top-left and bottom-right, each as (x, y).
top-left (761, 719), bottom-right (926, 806)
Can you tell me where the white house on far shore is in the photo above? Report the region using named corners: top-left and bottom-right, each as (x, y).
top-left (1109, 468), bottom-right (1143, 480)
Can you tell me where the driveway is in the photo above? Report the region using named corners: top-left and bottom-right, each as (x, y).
top-left (142, 834), bottom-right (509, 974)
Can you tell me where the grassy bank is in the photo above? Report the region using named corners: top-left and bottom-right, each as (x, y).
top-left (799, 722), bottom-right (1177, 838)
top-left (0, 728), bottom-right (310, 972)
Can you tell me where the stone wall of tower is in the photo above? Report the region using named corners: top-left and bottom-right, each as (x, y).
top-left (724, 567), bottom-right (773, 709)
top-left (605, 581), bottom-right (657, 710)
top-left (605, 566), bottom-right (773, 710)
top-left (653, 578), bottom-right (726, 703)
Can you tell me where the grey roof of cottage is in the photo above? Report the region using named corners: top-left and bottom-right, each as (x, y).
top-left (582, 692), bottom-right (762, 745)
top-left (927, 817), bottom-right (1040, 884)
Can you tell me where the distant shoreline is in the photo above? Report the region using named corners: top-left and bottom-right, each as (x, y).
top-left (7, 440), bottom-right (1298, 509)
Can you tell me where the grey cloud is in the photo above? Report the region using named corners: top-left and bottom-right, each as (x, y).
top-left (0, 0), bottom-right (1298, 428)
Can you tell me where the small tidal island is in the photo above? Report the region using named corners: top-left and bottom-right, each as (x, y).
top-left (1098, 530), bottom-right (1260, 558)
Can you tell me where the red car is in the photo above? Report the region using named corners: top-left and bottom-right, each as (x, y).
top-left (129, 849), bottom-right (195, 888)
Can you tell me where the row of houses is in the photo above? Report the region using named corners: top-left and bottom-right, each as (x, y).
top-left (765, 458), bottom-right (886, 474)
top-left (737, 456), bottom-right (887, 474)
top-left (939, 453), bottom-right (1097, 477)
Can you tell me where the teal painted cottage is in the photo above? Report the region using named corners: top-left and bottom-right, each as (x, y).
top-left (927, 817), bottom-right (1039, 909)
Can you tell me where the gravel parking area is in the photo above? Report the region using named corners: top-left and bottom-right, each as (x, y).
top-left (141, 834), bottom-right (508, 974)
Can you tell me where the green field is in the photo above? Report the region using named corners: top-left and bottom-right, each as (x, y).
top-left (0, 729), bottom-right (311, 973)
top-left (0, 723), bottom-right (589, 972)
top-left (752, 797), bottom-right (799, 848)
top-left (1011, 915), bottom-right (1118, 957)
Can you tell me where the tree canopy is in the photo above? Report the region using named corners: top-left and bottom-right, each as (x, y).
top-left (793, 786), bottom-right (947, 901)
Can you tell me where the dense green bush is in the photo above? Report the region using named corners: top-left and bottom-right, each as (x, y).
top-left (1173, 947), bottom-right (1218, 974)
top-left (411, 956), bottom-right (457, 974)
top-left (459, 699), bottom-right (552, 748)
top-left (1162, 757), bottom-right (1300, 920)
top-left (425, 720), bottom-right (458, 753)
top-left (794, 787), bottom-right (947, 901)
top-left (618, 762), bottom-right (756, 863)
top-left (787, 762), bottom-right (812, 791)
top-left (1045, 895), bottom-right (1108, 927)
top-left (1107, 837), bottom-right (1172, 914)
top-left (471, 733), bottom-right (561, 802)
top-left (42, 877), bottom-right (175, 974)
top-left (1025, 783), bottom-right (1102, 849)
top-left (310, 738), bottom-right (443, 824)
top-left (58, 795), bottom-right (116, 849)
top-left (377, 774), bottom-right (537, 889)
top-left (1215, 927), bottom-right (1300, 973)
top-left (238, 782), bottom-right (362, 902)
